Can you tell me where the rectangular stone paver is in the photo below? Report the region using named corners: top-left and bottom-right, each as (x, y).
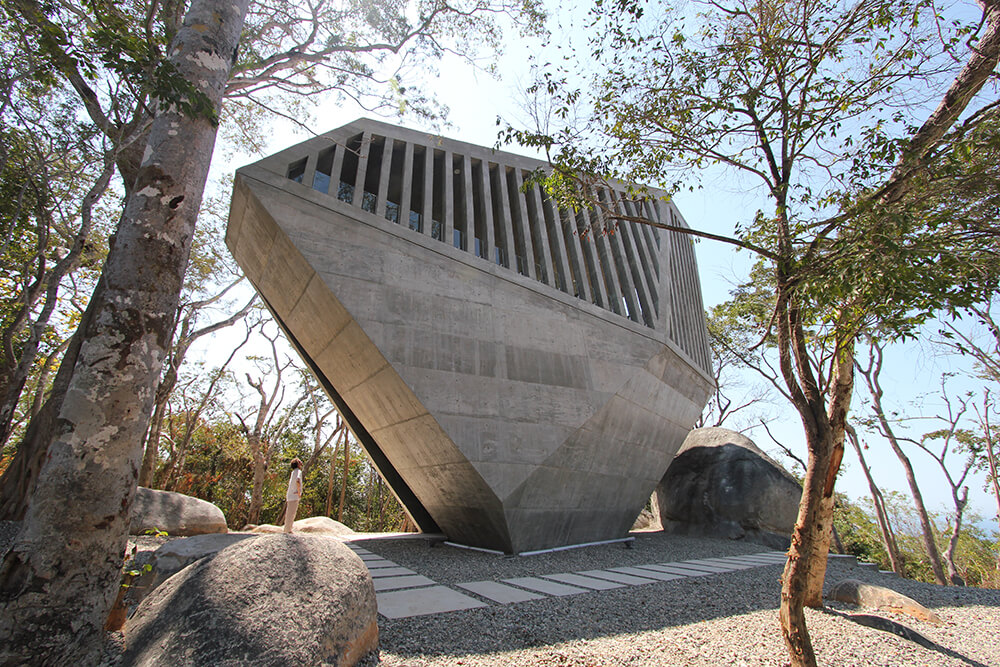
top-left (689, 558), bottom-right (754, 570)
top-left (364, 560), bottom-right (401, 569)
top-left (358, 554), bottom-right (385, 562)
top-left (503, 576), bottom-right (587, 596)
top-left (369, 567), bottom-right (416, 578)
top-left (674, 561), bottom-right (736, 573)
top-left (373, 574), bottom-right (437, 592)
top-left (347, 547), bottom-right (372, 555)
top-left (377, 586), bottom-right (488, 619)
top-left (736, 554), bottom-right (787, 564)
top-left (577, 569), bottom-right (658, 585)
top-left (609, 566), bottom-right (684, 582)
top-left (542, 573), bottom-right (625, 590)
top-left (647, 564), bottom-right (716, 577)
top-left (715, 555), bottom-right (772, 564)
top-left (457, 581), bottom-right (545, 604)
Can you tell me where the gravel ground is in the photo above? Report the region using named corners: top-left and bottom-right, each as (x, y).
top-left (3, 524), bottom-right (998, 665)
top-left (361, 533), bottom-right (1000, 667)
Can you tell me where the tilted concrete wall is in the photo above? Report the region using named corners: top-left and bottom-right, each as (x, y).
top-left (227, 118), bottom-right (713, 553)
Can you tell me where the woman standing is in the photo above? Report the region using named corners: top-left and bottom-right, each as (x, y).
top-left (283, 458), bottom-right (304, 533)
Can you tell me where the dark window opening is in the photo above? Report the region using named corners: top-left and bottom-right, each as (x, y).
top-left (539, 189), bottom-right (567, 293)
top-left (337, 133), bottom-right (363, 203)
top-left (409, 145), bottom-right (426, 233)
top-left (452, 154), bottom-right (468, 251)
top-left (522, 174), bottom-right (548, 284)
top-left (361, 135), bottom-right (385, 214)
top-left (560, 207), bottom-right (585, 299)
top-left (385, 140), bottom-right (406, 224)
top-left (287, 158), bottom-right (306, 183)
top-left (576, 208), bottom-right (603, 307)
top-left (488, 164), bottom-right (509, 268)
top-left (505, 167), bottom-right (530, 277)
top-left (471, 160), bottom-right (489, 260)
top-left (312, 148), bottom-right (335, 193)
top-left (431, 150), bottom-right (446, 241)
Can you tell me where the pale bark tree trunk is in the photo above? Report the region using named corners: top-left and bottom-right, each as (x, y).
top-left (338, 440), bottom-right (352, 522)
top-left (858, 345), bottom-right (949, 585)
top-left (0, 0), bottom-right (250, 661)
top-left (248, 432), bottom-right (266, 525)
top-left (943, 487), bottom-right (968, 585)
top-left (777, 307), bottom-right (853, 667)
top-left (846, 423), bottom-right (905, 574)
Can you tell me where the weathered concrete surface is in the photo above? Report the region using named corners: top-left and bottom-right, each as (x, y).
top-left (227, 118), bottom-right (714, 553)
top-left (129, 487), bottom-right (228, 536)
top-left (123, 534), bottom-right (378, 666)
top-left (654, 427), bottom-right (801, 549)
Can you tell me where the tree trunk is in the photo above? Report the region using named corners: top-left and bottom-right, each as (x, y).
top-left (338, 442), bottom-right (351, 522)
top-left (860, 347), bottom-right (949, 585)
top-left (887, 430), bottom-right (948, 584)
top-left (0, 0), bottom-right (249, 660)
top-left (846, 423), bottom-right (905, 574)
top-left (326, 437), bottom-right (339, 516)
top-left (774, 270), bottom-right (855, 666)
top-left (138, 396), bottom-right (169, 487)
top-left (248, 437), bottom-right (265, 525)
top-left (943, 488), bottom-right (968, 586)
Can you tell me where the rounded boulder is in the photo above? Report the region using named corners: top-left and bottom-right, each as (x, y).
top-left (123, 534), bottom-right (378, 666)
top-left (130, 487), bottom-right (228, 536)
top-left (655, 427), bottom-right (802, 548)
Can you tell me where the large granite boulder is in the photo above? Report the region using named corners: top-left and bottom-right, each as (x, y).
top-left (130, 487), bottom-right (228, 536)
top-left (123, 534), bottom-right (378, 666)
top-left (654, 427), bottom-right (801, 549)
top-left (250, 516), bottom-right (355, 535)
top-left (125, 533), bottom-right (258, 608)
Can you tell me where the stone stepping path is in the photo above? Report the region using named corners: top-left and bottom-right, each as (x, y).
top-left (345, 543), bottom-right (787, 620)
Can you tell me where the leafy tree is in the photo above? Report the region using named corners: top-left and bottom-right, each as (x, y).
top-left (697, 303), bottom-right (777, 431)
top-left (0, 0), bottom-right (544, 660)
top-left (507, 0), bottom-right (999, 663)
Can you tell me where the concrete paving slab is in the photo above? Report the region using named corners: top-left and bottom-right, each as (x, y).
top-left (716, 556), bottom-right (784, 566)
top-left (648, 563), bottom-right (716, 577)
top-left (609, 566), bottom-right (684, 582)
top-left (457, 581), bottom-right (545, 604)
top-left (542, 573), bottom-right (626, 590)
top-left (738, 554), bottom-right (788, 563)
top-left (577, 569), bottom-right (659, 585)
top-left (674, 561), bottom-right (737, 573)
top-left (358, 553), bottom-right (384, 561)
top-left (377, 585), bottom-right (488, 619)
top-left (688, 558), bottom-right (754, 570)
top-left (347, 546), bottom-right (372, 555)
top-left (503, 576), bottom-right (588, 596)
top-left (369, 567), bottom-right (416, 578)
top-left (372, 574), bottom-right (437, 591)
top-left (364, 560), bottom-right (401, 569)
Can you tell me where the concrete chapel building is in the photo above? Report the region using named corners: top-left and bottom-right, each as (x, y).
top-left (226, 118), bottom-right (714, 553)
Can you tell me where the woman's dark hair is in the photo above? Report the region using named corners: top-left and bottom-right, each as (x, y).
top-left (290, 458), bottom-right (302, 469)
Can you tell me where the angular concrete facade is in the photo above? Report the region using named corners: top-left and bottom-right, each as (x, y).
top-left (226, 118), bottom-right (713, 553)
